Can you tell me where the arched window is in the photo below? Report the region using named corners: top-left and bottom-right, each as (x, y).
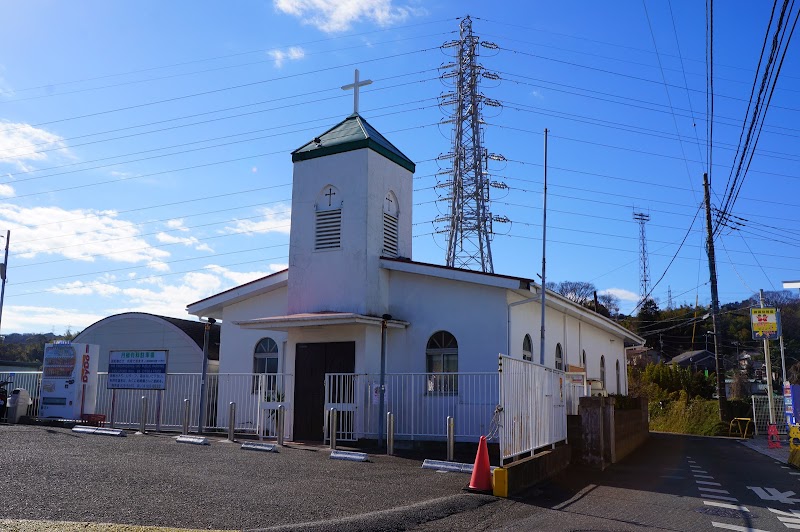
top-left (315, 185), bottom-right (342, 251)
top-left (616, 360), bottom-right (621, 394)
top-left (253, 337), bottom-right (279, 395)
top-left (555, 343), bottom-right (564, 371)
top-left (522, 334), bottom-right (533, 361)
top-left (600, 355), bottom-right (606, 389)
top-left (581, 350), bottom-right (587, 368)
top-left (383, 190), bottom-right (399, 257)
top-left (426, 331), bottom-right (458, 393)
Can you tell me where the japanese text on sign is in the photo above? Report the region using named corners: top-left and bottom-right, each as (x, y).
top-left (751, 308), bottom-right (782, 340)
top-left (108, 350), bottom-right (168, 390)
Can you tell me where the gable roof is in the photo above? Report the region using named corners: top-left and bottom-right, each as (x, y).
top-left (670, 349), bottom-right (715, 365)
top-left (291, 113), bottom-right (415, 172)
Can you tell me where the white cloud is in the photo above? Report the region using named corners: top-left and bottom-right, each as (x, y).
top-left (0, 179), bottom-right (14, 197)
top-left (155, 231), bottom-right (213, 252)
top-left (224, 205), bottom-right (291, 235)
top-left (166, 219), bottom-right (189, 231)
top-left (0, 204), bottom-right (170, 265)
top-left (2, 305), bottom-right (105, 334)
top-left (269, 263), bottom-right (288, 272)
top-left (599, 288), bottom-right (640, 302)
top-left (273, 0), bottom-right (424, 32)
top-left (267, 46), bottom-right (306, 68)
top-left (0, 120), bottom-right (70, 168)
top-left (0, 65), bottom-right (13, 98)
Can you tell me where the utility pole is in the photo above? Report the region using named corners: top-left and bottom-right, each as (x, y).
top-left (539, 128), bottom-right (548, 365)
top-left (0, 230), bottom-right (9, 335)
top-left (703, 173), bottom-right (727, 421)
top-left (760, 289), bottom-right (776, 425)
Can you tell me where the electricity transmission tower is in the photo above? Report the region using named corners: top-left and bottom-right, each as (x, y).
top-left (437, 16), bottom-right (504, 273)
top-left (633, 211), bottom-right (651, 303)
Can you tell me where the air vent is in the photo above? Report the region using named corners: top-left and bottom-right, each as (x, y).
top-left (315, 209), bottom-right (342, 251)
top-left (383, 213), bottom-right (398, 257)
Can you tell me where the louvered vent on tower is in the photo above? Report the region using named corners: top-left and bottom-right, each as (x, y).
top-left (315, 209), bottom-right (342, 250)
top-left (383, 213), bottom-right (398, 257)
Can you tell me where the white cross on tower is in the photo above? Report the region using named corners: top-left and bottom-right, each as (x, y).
top-left (341, 69), bottom-right (373, 114)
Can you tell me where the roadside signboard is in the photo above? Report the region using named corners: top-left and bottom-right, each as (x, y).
top-left (108, 350), bottom-right (168, 390)
top-left (751, 307), bottom-right (782, 340)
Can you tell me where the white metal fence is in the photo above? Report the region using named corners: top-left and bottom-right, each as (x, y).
top-left (751, 395), bottom-right (787, 436)
top-left (323, 372), bottom-right (500, 442)
top-left (94, 372), bottom-right (293, 436)
top-left (565, 372), bottom-right (588, 416)
top-left (0, 371), bottom-right (42, 417)
top-left (498, 356), bottom-right (567, 463)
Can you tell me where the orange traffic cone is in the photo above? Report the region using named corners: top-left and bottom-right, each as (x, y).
top-left (466, 435), bottom-right (493, 493)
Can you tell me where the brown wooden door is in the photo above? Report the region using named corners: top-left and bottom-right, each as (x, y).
top-left (293, 341), bottom-right (355, 441)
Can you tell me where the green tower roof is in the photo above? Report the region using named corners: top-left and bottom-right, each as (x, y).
top-left (291, 113), bottom-right (416, 172)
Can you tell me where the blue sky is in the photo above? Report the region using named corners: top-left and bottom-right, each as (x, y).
top-left (0, 1), bottom-right (797, 334)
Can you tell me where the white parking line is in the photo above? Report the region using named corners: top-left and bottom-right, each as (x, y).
top-left (696, 480), bottom-right (722, 486)
top-left (703, 501), bottom-right (749, 512)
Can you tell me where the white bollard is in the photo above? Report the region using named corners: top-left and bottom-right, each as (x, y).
top-left (139, 396), bottom-right (148, 434)
top-left (182, 399), bottom-right (190, 435)
top-left (228, 402), bottom-right (236, 442)
top-left (387, 411), bottom-right (395, 456)
top-left (277, 405), bottom-right (285, 446)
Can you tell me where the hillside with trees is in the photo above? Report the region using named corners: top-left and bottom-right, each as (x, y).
top-left (0, 330), bottom-right (77, 366)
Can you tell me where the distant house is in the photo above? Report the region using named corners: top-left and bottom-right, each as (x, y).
top-left (626, 345), bottom-right (663, 366)
top-left (670, 349), bottom-right (717, 372)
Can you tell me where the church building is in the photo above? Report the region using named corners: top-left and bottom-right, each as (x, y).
top-left (187, 79), bottom-right (643, 442)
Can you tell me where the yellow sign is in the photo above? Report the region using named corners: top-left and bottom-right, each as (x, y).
top-left (751, 307), bottom-right (781, 340)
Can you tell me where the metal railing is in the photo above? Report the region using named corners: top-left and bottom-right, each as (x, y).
top-left (498, 356), bottom-right (567, 463)
top-left (565, 372), bottom-right (588, 416)
top-left (94, 372), bottom-right (293, 435)
top-left (0, 371), bottom-right (42, 418)
top-left (323, 372), bottom-right (500, 442)
top-left (751, 395), bottom-right (787, 436)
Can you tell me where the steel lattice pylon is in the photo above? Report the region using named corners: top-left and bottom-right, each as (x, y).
top-left (438, 16), bottom-right (498, 273)
top-left (633, 211), bottom-right (651, 302)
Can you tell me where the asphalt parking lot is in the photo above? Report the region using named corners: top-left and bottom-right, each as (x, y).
top-left (0, 425), bottom-right (490, 531)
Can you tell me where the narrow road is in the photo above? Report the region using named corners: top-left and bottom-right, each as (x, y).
top-left (415, 433), bottom-right (800, 531)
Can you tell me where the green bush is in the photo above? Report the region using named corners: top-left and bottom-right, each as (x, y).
top-left (649, 391), bottom-right (727, 436)
top-left (609, 394), bottom-right (641, 410)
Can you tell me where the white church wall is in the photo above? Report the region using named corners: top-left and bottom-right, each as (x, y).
top-left (385, 271), bottom-right (509, 374)
top-left (219, 286), bottom-right (288, 375)
top-left (366, 150), bottom-right (413, 260)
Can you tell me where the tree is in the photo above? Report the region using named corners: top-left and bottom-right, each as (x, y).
top-left (598, 292), bottom-right (620, 316)
top-left (548, 281), bottom-right (596, 306)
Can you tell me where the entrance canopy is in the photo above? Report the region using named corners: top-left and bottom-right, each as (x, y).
top-left (233, 312), bottom-right (408, 331)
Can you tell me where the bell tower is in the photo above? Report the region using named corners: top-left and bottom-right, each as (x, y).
top-left (286, 71), bottom-right (415, 316)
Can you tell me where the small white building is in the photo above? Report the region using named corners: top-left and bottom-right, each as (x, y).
top-left (188, 111), bottom-right (643, 442)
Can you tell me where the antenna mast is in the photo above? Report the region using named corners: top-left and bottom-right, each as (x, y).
top-left (633, 211), bottom-right (651, 303)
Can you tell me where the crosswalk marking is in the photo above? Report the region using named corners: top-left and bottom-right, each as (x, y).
top-left (695, 474), bottom-right (715, 479)
top-left (711, 523), bottom-right (769, 532)
top-left (692, 470), bottom-right (709, 474)
top-left (699, 487), bottom-right (731, 494)
top-left (703, 494), bottom-right (740, 502)
top-left (696, 481), bottom-right (722, 486)
top-left (703, 501), bottom-right (749, 512)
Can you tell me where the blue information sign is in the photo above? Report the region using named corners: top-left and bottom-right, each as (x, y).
top-left (107, 350), bottom-right (168, 390)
